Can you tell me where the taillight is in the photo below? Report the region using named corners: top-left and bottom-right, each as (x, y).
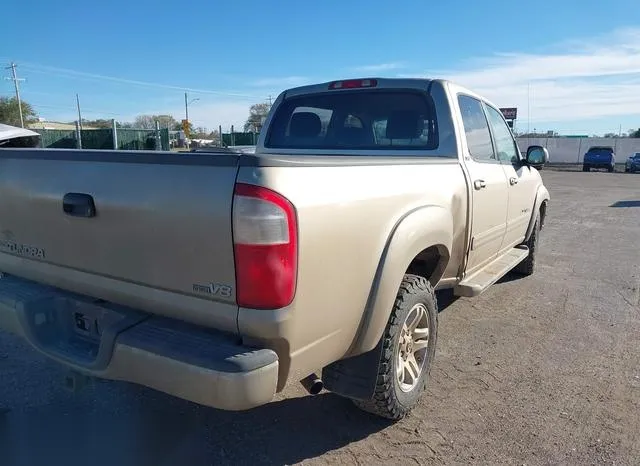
top-left (232, 183), bottom-right (298, 309)
top-left (328, 79), bottom-right (378, 90)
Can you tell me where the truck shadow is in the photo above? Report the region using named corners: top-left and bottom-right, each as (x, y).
top-left (436, 288), bottom-right (459, 313)
top-left (0, 387), bottom-right (393, 466)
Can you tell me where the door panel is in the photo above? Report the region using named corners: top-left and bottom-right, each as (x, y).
top-left (457, 94), bottom-right (509, 275)
top-left (500, 164), bottom-right (538, 251)
top-left (483, 104), bottom-right (538, 251)
top-left (465, 160), bottom-right (510, 273)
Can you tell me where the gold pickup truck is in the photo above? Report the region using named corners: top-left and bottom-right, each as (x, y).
top-left (0, 78), bottom-right (549, 420)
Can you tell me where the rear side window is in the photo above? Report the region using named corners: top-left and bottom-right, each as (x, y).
top-left (266, 90), bottom-right (438, 151)
top-left (457, 95), bottom-right (495, 162)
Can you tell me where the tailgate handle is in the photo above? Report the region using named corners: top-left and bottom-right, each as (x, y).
top-left (63, 193), bottom-right (96, 218)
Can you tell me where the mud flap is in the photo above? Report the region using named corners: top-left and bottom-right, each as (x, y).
top-left (322, 338), bottom-right (384, 401)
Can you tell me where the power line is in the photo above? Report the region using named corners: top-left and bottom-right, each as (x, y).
top-left (4, 63), bottom-right (25, 127)
top-left (20, 62), bottom-right (257, 98)
top-left (30, 103), bottom-right (127, 117)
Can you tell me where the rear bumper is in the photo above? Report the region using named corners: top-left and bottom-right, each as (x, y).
top-left (584, 161), bottom-right (613, 168)
top-left (0, 273), bottom-right (278, 411)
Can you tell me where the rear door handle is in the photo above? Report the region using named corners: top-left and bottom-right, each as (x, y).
top-left (509, 177), bottom-right (518, 185)
top-left (473, 179), bottom-right (487, 190)
top-left (63, 193), bottom-right (96, 218)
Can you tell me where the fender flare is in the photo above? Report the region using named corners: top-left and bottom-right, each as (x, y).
top-left (524, 184), bottom-right (550, 241)
top-left (350, 205), bottom-right (453, 355)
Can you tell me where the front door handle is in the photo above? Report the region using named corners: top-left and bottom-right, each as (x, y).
top-left (473, 179), bottom-right (487, 190)
top-left (509, 177), bottom-right (519, 185)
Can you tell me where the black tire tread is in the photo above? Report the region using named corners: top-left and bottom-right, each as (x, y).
top-left (353, 274), bottom-right (437, 420)
top-left (514, 215), bottom-right (539, 276)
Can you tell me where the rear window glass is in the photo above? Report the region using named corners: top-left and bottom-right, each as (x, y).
top-left (587, 147), bottom-right (613, 153)
top-left (266, 90), bottom-right (438, 151)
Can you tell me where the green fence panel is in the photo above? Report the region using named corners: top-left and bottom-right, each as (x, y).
top-left (35, 128), bottom-right (170, 151)
top-left (117, 129), bottom-right (160, 151)
top-left (81, 129), bottom-right (113, 149)
top-left (222, 132), bottom-right (257, 146)
top-left (35, 129), bottom-right (77, 148)
top-left (160, 128), bottom-right (169, 150)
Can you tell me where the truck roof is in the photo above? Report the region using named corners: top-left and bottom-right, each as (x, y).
top-left (282, 77), bottom-right (434, 97)
top-left (587, 146), bottom-right (614, 151)
top-left (279, 77), bottom-right (498, 115)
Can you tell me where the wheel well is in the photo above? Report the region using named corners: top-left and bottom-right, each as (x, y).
top-left (405, 245), bottom-right (448, 286)
top-left (540, 201), bottom-right (547, 229)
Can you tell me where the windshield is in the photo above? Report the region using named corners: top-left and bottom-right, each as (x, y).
top-left (266, 90), bottom-right (438, 151)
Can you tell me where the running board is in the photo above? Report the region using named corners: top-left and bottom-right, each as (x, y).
top-left (454, 246), bottom-right (529, 297)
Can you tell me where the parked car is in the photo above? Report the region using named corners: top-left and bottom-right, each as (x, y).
top-left (0, 78), bottom-right (549, 420)
top-left (583, 146), bottom-right (615, 172)
top-left (624, 152), bottom-right (640, 173)
top-left (0, 123), bottom-right (40, 148)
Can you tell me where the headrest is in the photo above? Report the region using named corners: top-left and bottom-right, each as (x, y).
top-left (386, 111), bottom-right (424, 140)
top-left (290, 112), bottom-right (322, 138)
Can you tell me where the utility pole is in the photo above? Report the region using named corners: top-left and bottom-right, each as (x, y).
top-left (5, 63), bottom-right (25, 128)
top-left (76, 94), bottom-right (83, 130)
top-left (183, 92), bottom-right (200, 150)
top-left (267, 95), bottom-right (273, 106)
top-left (184, 92), bottom-right (190, 150)
top-left (527, 82), bottom-right (531, 135)
top-left (184, 91), bottom-right (189, 124)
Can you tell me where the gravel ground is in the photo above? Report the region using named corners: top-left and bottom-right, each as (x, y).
top-left (1, 171), bottom-right (639, 465)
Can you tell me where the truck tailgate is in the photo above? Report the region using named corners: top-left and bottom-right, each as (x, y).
top-left (0, 149), bottom-right (240, 329)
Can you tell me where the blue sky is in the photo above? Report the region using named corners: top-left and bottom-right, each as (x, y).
top-left (2, 0), bottom-right (640, 135)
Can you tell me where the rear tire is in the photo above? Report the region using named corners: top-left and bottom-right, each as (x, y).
top-left (352, 274), bottom-right (438, 421)
top-left (514, 215), bottom-right (539, 276)
top-left (583, 164), bottom-right (590, 172)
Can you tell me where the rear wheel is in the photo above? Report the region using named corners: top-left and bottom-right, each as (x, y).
top-left (352, 274), bottom-right (438, 420)
top-left (583, 164), bottom-right (590, 172)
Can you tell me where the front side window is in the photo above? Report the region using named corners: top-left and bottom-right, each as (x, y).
top-left (484, 104), bottom-right (519, 164)
top-left (457, 95), bottom-right (495, 162)
top-left (266, 90), bottom-right (439, 152)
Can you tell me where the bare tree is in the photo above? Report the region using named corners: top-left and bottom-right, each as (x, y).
top-left (244, 103), bottom-right (271, 132)
top-left (133, 114), bottom-right (178, 129)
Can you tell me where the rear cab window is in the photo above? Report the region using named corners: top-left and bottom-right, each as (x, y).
top-left (266, 90), bottom-right (440, 153)
top-left (587, 147), bottom-right (614, 155)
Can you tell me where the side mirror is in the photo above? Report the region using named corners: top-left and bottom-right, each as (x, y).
top-left (526, 145), bottom-right (549, 168)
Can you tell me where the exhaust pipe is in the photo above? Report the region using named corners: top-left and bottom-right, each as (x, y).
top-left (300, 373), bottom-right (323, 395)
